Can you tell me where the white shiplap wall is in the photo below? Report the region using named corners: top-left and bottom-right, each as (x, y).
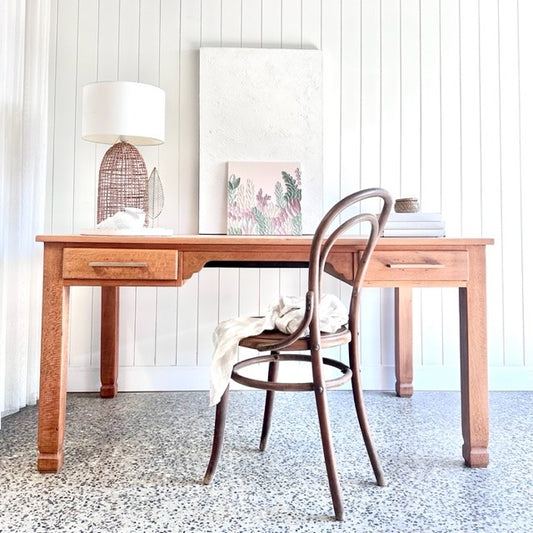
top-left (46, 0), bottom-right (533, 392)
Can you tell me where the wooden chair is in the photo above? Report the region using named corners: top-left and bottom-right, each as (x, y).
top-left (203, 188), bottom-right (393, 521)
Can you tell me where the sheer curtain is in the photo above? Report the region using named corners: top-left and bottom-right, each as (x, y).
top-left (0, 1), bottom-right (50, 426)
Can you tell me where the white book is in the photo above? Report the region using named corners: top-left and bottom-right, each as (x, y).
top-left (385, 220), bottom-right (445, 230)
top-left (383, 227), bottom-right (446, 237)
top-left (387, 212), bottom-right (443, 222)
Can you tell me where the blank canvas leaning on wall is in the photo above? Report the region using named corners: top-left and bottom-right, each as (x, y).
top-left (199, 47), bottom-right (323, 234)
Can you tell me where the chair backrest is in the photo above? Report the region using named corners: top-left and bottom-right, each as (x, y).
top-left (285, 188), bottom-right (392, 344)
top-left (258, 188), bottom-right (392, 353)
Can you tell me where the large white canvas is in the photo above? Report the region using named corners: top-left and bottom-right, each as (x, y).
top-left (199, 47), bottom-right (323, 234)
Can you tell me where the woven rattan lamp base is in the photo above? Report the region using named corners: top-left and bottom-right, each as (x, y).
top-left (97, 141), bottom-right (148, 224)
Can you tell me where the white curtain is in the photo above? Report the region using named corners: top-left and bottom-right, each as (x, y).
top-left (0, 1), bottom-right (50, 426)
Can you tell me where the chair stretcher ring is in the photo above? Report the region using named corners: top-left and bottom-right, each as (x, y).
top-left (231, 353), bottom-right (353, 392)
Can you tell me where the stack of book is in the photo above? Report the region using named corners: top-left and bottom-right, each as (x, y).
top-left (383, 212), bottom-right (446, 237)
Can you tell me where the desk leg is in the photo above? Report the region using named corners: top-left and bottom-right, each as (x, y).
top-left (459, 250), bottom-right (489, 467)
top-left (37, 245), bottom-right (69, 472)
top-left (100, 286), bottom-right (119, 398)
top-left (395, 287), bottom-right (413, 397)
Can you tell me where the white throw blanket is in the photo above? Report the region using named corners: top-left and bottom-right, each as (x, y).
top-left (209, 294), bottom-right (348, 406)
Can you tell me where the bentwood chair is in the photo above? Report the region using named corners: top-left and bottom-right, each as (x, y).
top-left (203, 188), bottom-right (393, 521)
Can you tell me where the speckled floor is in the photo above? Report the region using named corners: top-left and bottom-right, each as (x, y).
top-left (1, 390), bottom-right (532, 532)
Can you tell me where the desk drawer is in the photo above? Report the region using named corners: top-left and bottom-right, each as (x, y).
top-left (63, 248), bottom-right (178, 281)
top-left (365, 250), bottom-right (468, 281)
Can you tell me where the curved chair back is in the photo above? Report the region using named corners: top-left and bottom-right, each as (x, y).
top-left (275, 188), bottom-right (392, 351)
top-left (308, 187), bottom-right (392, 339)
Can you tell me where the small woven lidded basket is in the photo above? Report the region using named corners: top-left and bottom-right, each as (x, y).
top-left (394, 197), bottom-right (420, 213)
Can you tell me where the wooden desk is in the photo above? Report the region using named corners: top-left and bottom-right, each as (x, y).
top-left (35, 235), bottom-right (493, 472)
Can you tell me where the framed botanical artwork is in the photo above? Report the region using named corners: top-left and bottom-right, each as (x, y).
top-left (227, 161), bottom-right (302, 235)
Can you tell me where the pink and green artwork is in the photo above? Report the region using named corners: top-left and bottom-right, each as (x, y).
top-left (227, 161), bottom-right (302, 235)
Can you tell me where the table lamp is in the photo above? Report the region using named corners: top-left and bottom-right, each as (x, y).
top-left (82, 81), bottom-right (165, 225)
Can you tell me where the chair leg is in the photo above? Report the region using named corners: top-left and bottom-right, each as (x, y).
top-left (314, 386), bottom-right (345, 521)
top-left (259, 354), bottom-right (280, 451)
top-left (349, 342), bottom-right (386, 487)
top-left (203, 385), bottom-right (230, 485)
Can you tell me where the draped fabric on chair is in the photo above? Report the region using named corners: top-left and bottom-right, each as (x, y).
top-left (0, 0), bottom-right (50, 426)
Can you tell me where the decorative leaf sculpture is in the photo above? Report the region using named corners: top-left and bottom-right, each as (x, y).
top-left (146, 167), bottom-right (164, 222)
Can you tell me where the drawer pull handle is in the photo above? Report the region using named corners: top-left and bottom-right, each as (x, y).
top-left (387, 263), bottom-right (444, 269)
top-left (89, 261), bottom-right (148, 268)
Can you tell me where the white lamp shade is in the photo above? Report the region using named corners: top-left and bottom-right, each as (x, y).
top-left (82, 81), bottom-right (165, 145)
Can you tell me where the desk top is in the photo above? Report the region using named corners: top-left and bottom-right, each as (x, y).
top-left (36, 234), bottom-right (494, 247)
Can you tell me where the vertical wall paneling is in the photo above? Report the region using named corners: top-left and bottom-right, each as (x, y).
top-left (221, 0), bottom-right (242, 46)
top-left (207, 3), bottom-right (240, 343)
top-left (378, 1), bottom-right (401, 371)
top-left (360, 0), bottom-right (381, 187)
top-left (201, 0), bottom-right (221, 46)
top-left (118, 286), bottom-right (137, 368)
top-left (419, 1), bottom-right (444, 368)
top-left (281, 0), bottom-right (302, 48)
top-left (399, 0), bottom-right (421, 197)
top-left (301, 0), bottom-right (321, 49)
top-left (118, 0), bottom-right (142, 369)
top-left (262, 0), bottom-right (282, 47)
top-left (338, 0), bottom-right (360, 363)
top-left (278, 268), bottom-right (302, 308)
top-left (459, 0), bottom-right (482, 236)
top-left (68, 1), bottom-right (99, 370)
top-left (178, 0), bottom-right (201, 233)
top-left (238, 269), bottom-right (261, 317)
top-left (411, 288), bottom-right (424, 379)
top-left (322, 0), bottom-right (341, 207)
top-left (241, 0), bottom-right (262, 46)
top-left (155, 1), bottom-right (181, 369)
top-left (139, 0), bottom-right (162, 86)
top-left (218, 268), bottom-right (240, 322)
top-left (90, 288), bottom-right (102, 368)
top-left (74, 0), bottom-right (98, 231)
top-left (154, 289), bottom-right (179, 367)
top-left (176, 274), bottom-right (199, 367)
top-left (44, 0), bottom-right (532, 393)
top-left (158, 0), bottom-right (181, 232)
top-left (498, 0), bottom-right (524, 366)
top-left (518, 0), bottom-right (533, 367)
top-left (175, 1), bottom-right (201, 372)
top-left (380, 0), bottom-right (401, 194)
top-left (358, 1), bottom-right (383, 371)
top-left (97, 0), bottom-right (119, 80)
top-left (134, 287), bottom-right (158, 367)
top-left (340, 0), bottom-right (361, 197)
top-left (440, 0), bottom-right (462, 374)
top-left (440, 0), bottom-right (462, 236)
top-left (51, 0), bottom-right (77, 233)
top-left (197, 268), bottom-right (220, 367)
top-left (259, 268), bottom-right (281, 312)
top-left (479, 0), bottom-right (505, 367)
top-left (197, 1), bottom-right (222, 369)
top-left (53, 0), bottom-right (94, 373)
top-left (133, 1), bottom-right (163, 370)
top-left (419, 0), bottom-right (441, 211)
top-left (118, 0), bottom-right (140, 80)
top-left (44, 0), bottom-right (58, 234)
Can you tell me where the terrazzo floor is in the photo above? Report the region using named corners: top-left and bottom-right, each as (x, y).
top-left (1, 390), bottom-right (532, 532)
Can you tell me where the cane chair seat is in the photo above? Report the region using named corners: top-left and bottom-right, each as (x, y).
top-left (238, 324), bottom-right (351, 352)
